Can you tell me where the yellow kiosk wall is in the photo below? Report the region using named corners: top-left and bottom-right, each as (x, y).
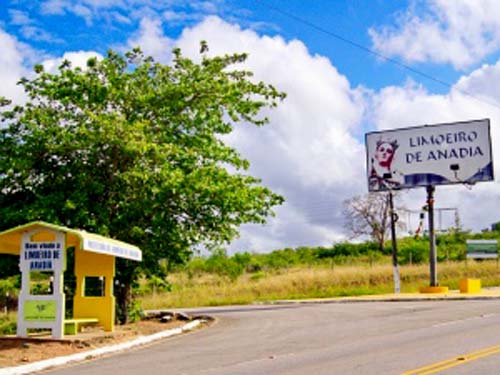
top-left (74, 249), bottom-right (115, 332)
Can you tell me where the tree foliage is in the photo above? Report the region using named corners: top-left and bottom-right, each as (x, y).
top-left (0, 45), bottom-right (285, 321)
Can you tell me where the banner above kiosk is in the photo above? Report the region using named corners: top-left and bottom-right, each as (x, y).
top-left (0, 221), bottom-right (142, 261)
top-left (365, 119), bottom-right (494, 192)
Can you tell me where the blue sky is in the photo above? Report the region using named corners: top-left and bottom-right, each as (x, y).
top-left (3, 0), bottom-right (500, 252)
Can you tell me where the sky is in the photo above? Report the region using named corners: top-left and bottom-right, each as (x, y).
top-left (2, 0), bottom-right (500, 253)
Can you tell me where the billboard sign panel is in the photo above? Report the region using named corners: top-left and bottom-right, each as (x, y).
top-left (466, 239), bottom-right (498, 259)
top-left (366, 119), bottom-right (493, 192)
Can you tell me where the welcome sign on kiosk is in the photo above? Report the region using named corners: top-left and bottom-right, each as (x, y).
top-left (23, 241), bottom-right (63, 271)
top-left (366, 119), bottom-right (493, 192)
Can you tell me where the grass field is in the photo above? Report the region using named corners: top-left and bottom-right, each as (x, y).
top-left (139, 259), bottom-right (500, 309)
top-left (1, 259), bottom-right (499, 335)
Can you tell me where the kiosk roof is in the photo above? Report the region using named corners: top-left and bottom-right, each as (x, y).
top-left (0, 221), bottom-right (142, 261)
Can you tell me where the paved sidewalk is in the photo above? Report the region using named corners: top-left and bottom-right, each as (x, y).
top-left (0, 320), bottom-right (205, 375)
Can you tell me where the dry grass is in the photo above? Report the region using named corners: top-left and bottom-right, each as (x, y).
top-left (139, 260), bottom-right (500, 310)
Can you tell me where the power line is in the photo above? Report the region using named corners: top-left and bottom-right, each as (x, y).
top-left (254, 0), bottom-right (500, 112)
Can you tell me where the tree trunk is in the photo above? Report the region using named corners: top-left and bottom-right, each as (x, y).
top-left (115, 282), bottom-right (132, 325)
top-left (115, 258), bottom-right (138, 325)
top-left (378, 238), bottom-right (385, 253)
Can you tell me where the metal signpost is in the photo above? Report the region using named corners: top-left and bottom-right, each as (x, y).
top-left (426, 185), bottom-right (437, 286)
top-left (387, 189), bottom-right (400, 293)
top-left (366, 119), bottom-right (494, 290)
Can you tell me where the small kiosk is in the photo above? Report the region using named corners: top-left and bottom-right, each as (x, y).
top-left (0, 221), bottom-right (142, 339)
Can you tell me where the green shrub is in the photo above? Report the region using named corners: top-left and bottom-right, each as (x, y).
top-left (315, 242), bottom-right (380, 259)
top-left (127, 300), bottom-right (144, 323)
top-left (135, 275), bottom-right (172, 295)
top-left (295, 246), bottom-right (317, 265)
top-left (185, 257), bottom-right (207, 277)
top-left (250, 271), bottom-right (265, 281)
top-left (205, 249), bottom-right (244, 282)
top-left (0, 277), bottom-right (19, 311)
top-left (399, 237), bottom-right (429, 264)
top-left (233, 252), bottom-right (252, 271)
top-left (0, 313), bottom-right (16, 335)
top-left (246, 257), bottom-right (263, 273)
top-left (262, 248), bottom-right (298, 269)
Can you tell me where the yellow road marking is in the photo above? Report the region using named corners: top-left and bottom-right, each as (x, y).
top-left (401, 344), bottom-right (500, 375)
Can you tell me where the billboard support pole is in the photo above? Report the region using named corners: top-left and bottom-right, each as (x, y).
top-left (388, 190), bottom-right (400, 294)
top-left (427, 185), bottom-right (438, 287)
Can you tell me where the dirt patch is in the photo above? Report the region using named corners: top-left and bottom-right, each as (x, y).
top-left (0, 315), bottom-right (208, 368)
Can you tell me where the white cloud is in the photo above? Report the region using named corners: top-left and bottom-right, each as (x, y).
top-left (40, 0), bottom-right (122, 24)
top-left (39, 0), bottom-right (222, 26)
top-left (9, 9), bottom-right (31, 26)
top-left (173, 16), bottom-right (500, 252)
top-left (125, 17), bottom-right (174, 63)
top-left (0, 29), bottom-right (30, 104)
top-left (73, 4), bottom-right (93, 26)
top-left (9, 8), bottom-right (61, 43)
top-left (21, 25), bottom-right (61, 43)
top-left (163, 10), bottom-right (200, 25)
top-left (369, 0), bottom-right (500, 70)
top-left (41, 0), bottom-right (124, 14)
top-left (40, 0), bottom-right (68, 15)
top-left (42, 51), bottom-right (103, 73)
top-left (81, 0), bottom-right (125, 8)
top-left (111, 11), bottom-right (131, 24)
top-left (190, 1), bottom-right (220, 14)
top-left (175, 17), bottom-right (367, 252)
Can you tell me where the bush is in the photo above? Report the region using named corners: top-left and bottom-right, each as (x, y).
top-left (399, 237), bottom-right (429, 264)
top-left (137, 275), bottom-right (172, 295)
top-left (295, 247), bottom-right (317, 265)
top-left (205, 249), bottom-right (245, 282)
top-left (233, 253), bottom-right (252, 271)
top-left (0, 313), bottom-right (16, 335)
top-left (0, 277), bottom-right (19, 311)
top-left (246, 257), bottom-right (263, 273)
top-left (315, 242), bottom-right (380, 259)
top-left (127, 300), bottom-right (144, 323)
top-left (250, 271), bottom-right (265, 281)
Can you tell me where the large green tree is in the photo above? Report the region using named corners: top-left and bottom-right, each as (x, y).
top-left (0, 45), bottom-right (285, 321)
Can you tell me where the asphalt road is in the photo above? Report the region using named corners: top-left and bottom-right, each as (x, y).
top-left (43, 300), bottom-right (500, 375)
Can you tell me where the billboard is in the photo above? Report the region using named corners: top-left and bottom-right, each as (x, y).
top-left (366, 119), bottom-right (493, 192)
top-left (466, 239), bottom-right (498, 259)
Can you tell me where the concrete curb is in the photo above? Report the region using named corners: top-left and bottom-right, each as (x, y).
top-left (0, 320), bottom-right (204, 375)
top-left (266, 293), bottom-right (500, 305)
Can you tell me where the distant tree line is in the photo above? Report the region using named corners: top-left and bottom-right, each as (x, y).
top-left (178, 225), bottom-right (500, 282)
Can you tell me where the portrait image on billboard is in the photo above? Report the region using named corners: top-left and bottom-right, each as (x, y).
top-left (365, 119), bottom-right (494, 192)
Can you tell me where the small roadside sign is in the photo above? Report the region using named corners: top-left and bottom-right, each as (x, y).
top-left (466, 239), bottom-right (498, 259)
